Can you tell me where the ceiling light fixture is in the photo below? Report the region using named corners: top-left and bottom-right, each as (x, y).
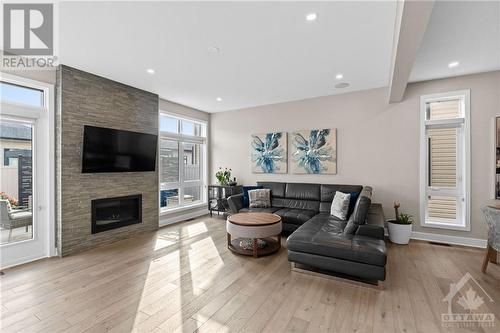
top-left (335, 82), bottom-right (350, 89)
top-left (216, 97), bottom-right (222, 102)
top-left (146, 69), bottom-right (155, 74)
top-left (335, 73), bottom-right (343, 80)
top-left (306, 13), bottom-right (317, 21)
top-left (448, 61), bottom-right (459, 68)
top-left (208, 46), bottom-right (220, 53)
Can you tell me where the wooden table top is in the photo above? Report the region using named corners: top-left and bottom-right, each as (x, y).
top-left (227, 212), bottom-right (282, 226)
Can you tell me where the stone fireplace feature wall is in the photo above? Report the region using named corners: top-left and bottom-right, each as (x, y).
top-left (56, 65), bottom-right (159, 256)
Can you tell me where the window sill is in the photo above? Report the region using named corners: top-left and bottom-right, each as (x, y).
top-left (421, 220), bottom-right (470, 231)
top-left (160, 202), bottom-right (207, 216)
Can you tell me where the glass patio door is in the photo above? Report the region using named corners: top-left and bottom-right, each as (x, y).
top-left (0, 119), bottom-right (34, 245)
top-left (0, 75), bottom-right (54, 268)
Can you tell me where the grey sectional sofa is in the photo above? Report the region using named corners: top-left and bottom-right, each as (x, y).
top-left (227, 181), bottom-right (387, 282)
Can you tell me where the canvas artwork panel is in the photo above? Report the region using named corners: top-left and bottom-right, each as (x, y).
top-left (251, 132), bottom-right (287, 173)
top-left (290, 128), bottom-right (337, 174)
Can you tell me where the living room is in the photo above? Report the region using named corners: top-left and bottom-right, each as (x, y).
top-left (1, 1), bottom-right (499, 332)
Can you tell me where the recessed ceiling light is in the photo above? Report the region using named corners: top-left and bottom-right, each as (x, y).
top-left (216, 97), bottom-right (222, 102)
top-left (335, 82), bottom-right (350, 89)
top-left (306, 13), bottom-right (317, 21)
top-left (448, 61), bottom-right (459, 68)
top-left (335, 73), bottom-right (343, 80)
top-left (208, 46), bottom-right (220, 53)
top-left (146, 69), bottom-right (155, 74)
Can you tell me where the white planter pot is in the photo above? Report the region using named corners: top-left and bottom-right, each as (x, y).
top-left (387, 220), bottom-right (412, 245)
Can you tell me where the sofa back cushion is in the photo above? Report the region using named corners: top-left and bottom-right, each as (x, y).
top-left (351, 186), bottom-right (372, 223)
top-left (271, 197), bottom-right (320, 211)
top-left (344, 186), bottom-right (373, 234)
top-left (319, 184), bottom-right (363, 212)
top-left (255, 182), bottom-right (368, 215)
top-left (285, 183), bottom-right (320, 201)
top-left (257, 182), bottom-right (320, 212)
top-left (257, 182), bottom-right (286, 198)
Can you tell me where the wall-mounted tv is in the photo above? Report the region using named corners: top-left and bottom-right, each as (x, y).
top-left (82, 125), bottom-right (157, 173)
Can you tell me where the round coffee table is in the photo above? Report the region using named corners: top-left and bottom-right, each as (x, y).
top-left (226, 212), bottom-right (282, 258)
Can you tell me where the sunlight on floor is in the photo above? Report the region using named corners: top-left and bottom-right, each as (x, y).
top-left (154, 232), bottom-right (179, 251)
top-left (185, 221), bottom-right (208, 237)
top-left (131, 220), bottom-right (229, 331)
top-left (190, 237), bottom-right (225, 286)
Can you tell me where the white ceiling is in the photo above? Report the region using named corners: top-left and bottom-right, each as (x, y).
top-left (59, 1), bottom-right (500, 113)
top-left (59, 1), bottom-right (397, 112)
top-left (409, 0), bottom-right (500, 82)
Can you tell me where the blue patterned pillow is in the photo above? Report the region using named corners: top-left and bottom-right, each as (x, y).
top-left (242, 186), bottom-right (263, 207)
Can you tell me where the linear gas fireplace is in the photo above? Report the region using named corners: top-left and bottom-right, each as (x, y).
top-left (91, 194), bottom-right (142, 234)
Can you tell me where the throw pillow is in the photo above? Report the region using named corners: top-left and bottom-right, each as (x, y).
top-left (348, 191), bottom-right (360, 216)
top-left (330, 191), bottom-right (351, 220)
top-left (248, 189), bottom-right (271, 208)
top-left (242, 186), bottom-right (263, 207)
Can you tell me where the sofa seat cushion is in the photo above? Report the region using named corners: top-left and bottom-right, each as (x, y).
top-left (239, 207), bottom-right (280, 214)
top-left (287, 216), bottom-right (387, 267)
top-left (274, 208), bottom-right (317, 225)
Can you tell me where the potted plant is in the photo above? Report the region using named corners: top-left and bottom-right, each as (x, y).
top-left (387, 201), bottom-right (413, 245)
top-left (215, 167), bottom-right (232, 186)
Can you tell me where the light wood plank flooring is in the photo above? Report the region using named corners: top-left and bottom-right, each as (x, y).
top-left (1, 215), bottom-right (499, 333)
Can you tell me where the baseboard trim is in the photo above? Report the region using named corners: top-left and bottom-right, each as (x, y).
top-left (411, 231), bottom-right (487, 248)
top-left (159, 207), bottom-right (209, 227)
top-left (1, 253), bottom-right (49, 270)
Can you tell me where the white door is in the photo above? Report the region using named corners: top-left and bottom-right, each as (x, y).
top-left (0, 74), bottom-right (55, 268)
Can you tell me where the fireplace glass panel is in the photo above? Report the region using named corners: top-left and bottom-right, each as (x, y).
top-left (91, 195), bottom-right (142, 234)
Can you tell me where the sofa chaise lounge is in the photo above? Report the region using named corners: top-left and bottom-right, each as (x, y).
top-left (227, 181), bottom-right (387, 282)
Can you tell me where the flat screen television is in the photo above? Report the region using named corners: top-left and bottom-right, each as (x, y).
top-left (82, 125), bottom-right (157, 173)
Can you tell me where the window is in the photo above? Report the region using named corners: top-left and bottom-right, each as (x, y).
top-left (0, 82), bottom-right (44, 108)
top-left (420, 90), bottom-right (470, 230)
top-left (159, 113), bottom-right (207, 212)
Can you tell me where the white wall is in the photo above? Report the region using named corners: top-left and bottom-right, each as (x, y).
top-left (159, 98), bottom-right (210, 123)
top-left (1, 69), bottom-right (56, 84)
top-left (210, 71), bottom-right (500, 240)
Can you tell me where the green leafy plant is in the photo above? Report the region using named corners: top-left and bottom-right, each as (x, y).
top-left (215, 167), bottom-right (231, 185)
top-left (391, 201), bottom-right (413, 224)
top-left (395, 213), bottom-right (413, 225)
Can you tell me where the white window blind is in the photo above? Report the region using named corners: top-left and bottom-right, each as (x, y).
top-left (427, 196), bottom-right (457, 220)
top-left (428, 100), bottom-right (461, 120)
top-left (428, 127), bottom-right (458, 188)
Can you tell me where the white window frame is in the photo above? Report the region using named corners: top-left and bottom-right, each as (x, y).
top-left (419, 90), bottom-right (470, 231)
top-left (159, 112), bottom-right (207, 214)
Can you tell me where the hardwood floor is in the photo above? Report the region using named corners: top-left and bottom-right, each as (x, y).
top-left (1, 215), bottom-right (499, 333)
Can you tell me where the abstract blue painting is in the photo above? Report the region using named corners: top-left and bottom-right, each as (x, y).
top-left (251, 132), bottom-right (287, 173)
top-left (291, 129), bottom-right (337, 174)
